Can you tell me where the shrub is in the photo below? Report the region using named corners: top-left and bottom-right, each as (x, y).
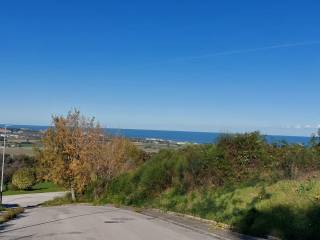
top-left (6, 182), bottom-right (19, 191)
top-left (3, 154), bottom-right (36, 186)
top-left (216, 132), bottom-right (267, 180)
top-left (12, 168), bottom-right (36, 190)
top-left (102, 132), bottom-right (320, 209)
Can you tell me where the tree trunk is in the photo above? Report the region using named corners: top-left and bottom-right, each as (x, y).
top-left (70, 186), bottom-right (76, 201)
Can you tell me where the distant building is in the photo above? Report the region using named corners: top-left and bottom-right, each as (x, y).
top-left (0, 128), bottom-right (12, 134)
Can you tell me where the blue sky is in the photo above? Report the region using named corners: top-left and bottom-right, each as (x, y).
top-left (1, 1), bottom-right (320, 136)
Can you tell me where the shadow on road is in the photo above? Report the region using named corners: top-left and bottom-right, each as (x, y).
top-left (2, 203), bottom-right (19, 208)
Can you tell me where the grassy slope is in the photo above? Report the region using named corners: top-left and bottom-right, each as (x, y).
top-left (3, 182), bottom-right (64, 196)
top-left (102, 178), bottom-right (320, 240)
top-left (150, 179), bottom-right (320, 239)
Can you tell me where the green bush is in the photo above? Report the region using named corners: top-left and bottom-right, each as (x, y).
top-left (3, 154), bottom-right (36, 186)
top-left (103, 132), bottom-right (320, 204)
top-left (6, 182), bottom-right (19, 191)
top-left (12, 168), bottom-right (36, 190)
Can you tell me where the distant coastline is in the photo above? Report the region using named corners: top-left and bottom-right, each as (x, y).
top-left (0, 124), bottom-right (311, 145)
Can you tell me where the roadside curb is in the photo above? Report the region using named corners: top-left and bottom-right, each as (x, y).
top-left (151, 208), bottom-right (232, 230)
top-left (109, 204), bottom-right (279, 240)
top-left (141, 208), bottom-right (266, 240)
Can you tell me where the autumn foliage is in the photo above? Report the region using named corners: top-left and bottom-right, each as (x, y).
top-left (12, 168), bottom-right (36, 190)
top-left (36, 109), bottom-right (143, 200)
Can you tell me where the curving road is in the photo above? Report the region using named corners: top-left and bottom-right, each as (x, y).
top-left (0, 205), bottom-right (226, 240)
top-left (3, 192), bottom-right (66, 208)
top-left (0, 193), bottom-right (256, 240)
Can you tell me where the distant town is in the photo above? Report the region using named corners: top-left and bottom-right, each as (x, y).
top-left (0, 127), bottom-right (184, 156)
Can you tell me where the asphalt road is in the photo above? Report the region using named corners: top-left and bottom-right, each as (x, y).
top-left (1, 204), bottom-right (228, 240)
top-left (1, 193), bottom-right (252, 240)
top-left (3, 192), bottom-right (66, 208)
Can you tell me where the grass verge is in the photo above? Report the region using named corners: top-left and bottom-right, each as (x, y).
top-left (4, 182), bottom-right (65, 196)
top-left (0, 207), bottom-right (24, 224)
top-left (42, 193), bottom-right (89, 207)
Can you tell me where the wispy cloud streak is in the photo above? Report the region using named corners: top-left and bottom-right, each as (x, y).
top-left (170, 41), bottom-right (320, 63)
top-left (138, 41), bottom-right (320, 68)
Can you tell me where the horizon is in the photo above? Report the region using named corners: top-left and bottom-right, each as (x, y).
top-left (0, 123), bottom-right (315, 138)
top-left (1, 1), bottom-right (320, 136)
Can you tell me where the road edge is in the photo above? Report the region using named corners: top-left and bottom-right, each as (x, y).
top-left (107, 204), bottom-right (277, 240)
top-left (0, 207), bottom-right (24, 224)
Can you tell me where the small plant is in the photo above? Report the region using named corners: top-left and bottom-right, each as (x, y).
top-left (0, 207), bottom-right (24, 224)
top-left (296, 180), bottom-right (314, 195)
top-left (6, 182), bottom-right (19, 191)
top-left (12, 168), bottom-right (36, 190)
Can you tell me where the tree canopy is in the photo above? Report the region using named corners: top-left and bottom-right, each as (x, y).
top-left (36, 109), bottom-right (143, 200)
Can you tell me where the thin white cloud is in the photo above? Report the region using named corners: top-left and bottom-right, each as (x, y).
top-left (171, 41), bottom-right (320, 62)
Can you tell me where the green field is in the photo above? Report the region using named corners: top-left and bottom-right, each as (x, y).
top-left (5, 146), bottom-right (35, 156)
top-left (4, 182), bottom-right (64, 196)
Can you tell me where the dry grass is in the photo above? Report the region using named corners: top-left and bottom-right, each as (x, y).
top-left (0, 207), bottom-right (24, 224)
top-left (5, 147), bottom-right (34, 156)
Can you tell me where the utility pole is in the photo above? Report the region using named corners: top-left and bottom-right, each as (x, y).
top-left (0, 126), bottom-right (7, 205)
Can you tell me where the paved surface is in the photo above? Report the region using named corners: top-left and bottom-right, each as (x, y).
top-left (3, 192), bottom-right (66, 207)
top-left (0, 193), bottom-right (259, 240)
top-left (0, 205), bottom-right (228, 240)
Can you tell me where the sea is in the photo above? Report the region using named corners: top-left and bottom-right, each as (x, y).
top-left (0, 124), bottom-right (311, 145)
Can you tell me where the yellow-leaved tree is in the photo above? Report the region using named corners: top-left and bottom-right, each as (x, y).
top-left (36, 109), bottom-right (103, 201)
top-left (36, 109), bottom-right (145, 201)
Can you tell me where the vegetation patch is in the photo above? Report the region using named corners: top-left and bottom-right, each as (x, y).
top-left (42, 193), bottom-right (89, 207)
top-left (4, 182), bottom-right (65, 196)
top-left (35, 109), bottom-right (146, 201)
top-left (12, 167), bottom-right (36, 190)
top-left (0, 207), bottom-right (24, 224)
